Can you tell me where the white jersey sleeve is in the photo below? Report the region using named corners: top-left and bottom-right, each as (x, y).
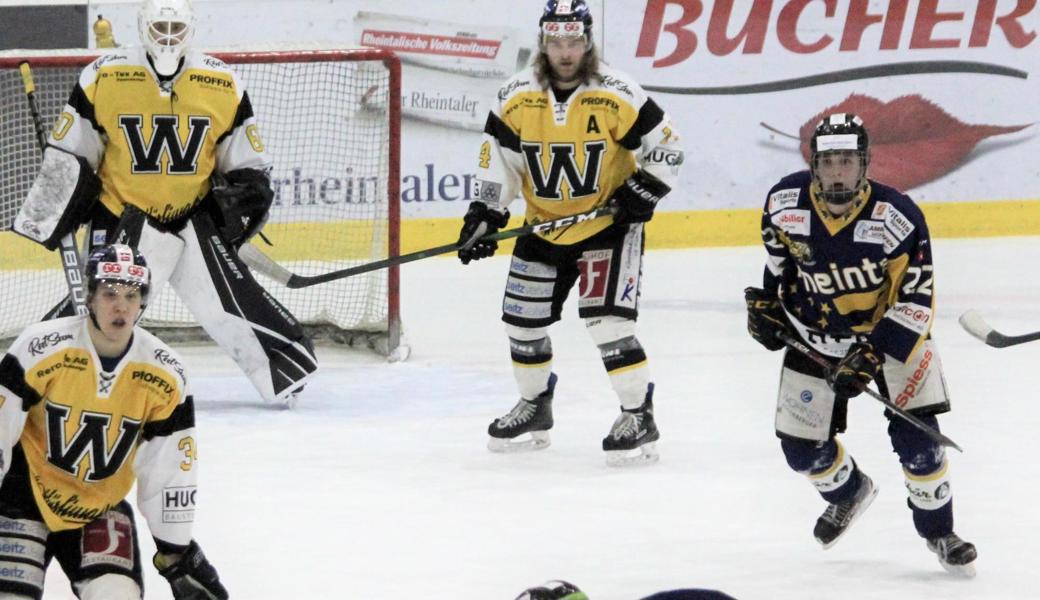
top-left (0, 353), bottom-right (31, 483)
top-left (132, 346), bottom-right (199, 547)
top-left (621, 81), bottom-right (683, 191)
top-left (211, 58), bottom-right (272, 174)
top-left (473, 72), bottom-right (534, 213)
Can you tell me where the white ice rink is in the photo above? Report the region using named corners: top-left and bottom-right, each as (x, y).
top-left (39, 237), bottom-right (1040, 600)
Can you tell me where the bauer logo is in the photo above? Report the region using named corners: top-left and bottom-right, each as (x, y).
top-left (800, 390), bottom-right (813, 403)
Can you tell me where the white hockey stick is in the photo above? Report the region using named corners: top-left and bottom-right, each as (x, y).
top-left (958, 310), bottom-right (1040, 348)
top-left (20, 62), bottom-right (88, 316)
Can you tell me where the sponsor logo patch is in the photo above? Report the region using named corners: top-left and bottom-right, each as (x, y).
top-left (771, 209), bottom-right (810, 236)
top-left (162, 486), bottom-right (197, 523)
top-left (768, 189), bottom-right (800, 213)
top-left (578, 250), bottom-right (612, 309)
top-left (854, 220), bottom-right (886, 245)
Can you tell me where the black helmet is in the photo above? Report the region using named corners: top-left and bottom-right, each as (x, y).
top-left (539, 0), bottom-right (593, 43)
top-left (85, 243), bottom-right (151, 307)
top-left (809, 113), bottom-right (870, 205)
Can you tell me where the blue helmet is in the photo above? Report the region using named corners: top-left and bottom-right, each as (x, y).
top-left (85, 243), bottom-right (151, 306)
top-left (539, 0), bottom-right (593, 41)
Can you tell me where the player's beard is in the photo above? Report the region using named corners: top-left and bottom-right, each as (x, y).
top-left (534, 45), bottom-right (600, 88)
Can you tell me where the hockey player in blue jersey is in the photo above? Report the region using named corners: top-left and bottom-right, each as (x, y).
top-left (744, 114), bottom-right (977, 576)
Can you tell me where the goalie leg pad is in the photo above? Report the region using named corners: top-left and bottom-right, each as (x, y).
top-left (14, 149), bottom-right (99, 251)
top-left (172, 215), bottom-right (317, 403)
top-left (506, 324), bottom-right (553, 400)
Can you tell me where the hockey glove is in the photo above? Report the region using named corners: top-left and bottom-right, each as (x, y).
top-left (828, 342), bottom-right (882, 398)
top-left (457, 201), bottom-right (510, 264)
top-left (744, 286), bottom-right (791, 351)
top-left (208, 168), bottom-right (274, 247)
top-left (610, 170), bottom-right (670, 226)
top-left (154, 540), bottom-right (229, 600)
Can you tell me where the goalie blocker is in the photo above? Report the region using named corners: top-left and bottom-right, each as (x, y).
top-left (14, 147), bottom-right (99, 250)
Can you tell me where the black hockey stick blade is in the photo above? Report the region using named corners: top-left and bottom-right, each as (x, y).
top-left (775, 330), bottom-right (963, 452)
top-left (240, 205), bottom-right (616, 289)
top-left (958, 309), bottom-right (1040, 348)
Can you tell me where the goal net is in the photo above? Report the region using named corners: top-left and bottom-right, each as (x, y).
top-left (0, 46), bottom-right (401, 354)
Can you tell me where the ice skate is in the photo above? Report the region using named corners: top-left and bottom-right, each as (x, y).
top-left (602, 384), bottom-right (660, 467)
top-left (814, 473), bottom-right (878, 549)
top-left (926, 533), bottom-right (977, 577)
top-left (487, 373), bottom-right (556, 453)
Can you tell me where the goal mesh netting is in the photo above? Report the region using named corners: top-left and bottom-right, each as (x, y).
top-left (0, 47), bottom-right (400, 352)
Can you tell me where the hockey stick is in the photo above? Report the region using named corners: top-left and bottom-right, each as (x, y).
top-left (239, 205), bottom-right (617, 289)
top-left (958, 309), bottom-right (1040, 348)
top-left (19, 62), bottom-right (88, 316)
top-left (775, 330), bottom-right (963, 452)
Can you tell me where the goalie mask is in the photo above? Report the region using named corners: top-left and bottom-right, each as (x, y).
top-left (138, 0), bottom-right (196, 77)
top-left (85, 243), bottom-right (152, 310)
top-left (810, 113), bottom-right (870, 206)
top-left (539, 0), bottom-right (593, 49)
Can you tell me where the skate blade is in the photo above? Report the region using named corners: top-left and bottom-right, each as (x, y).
top-left (937, 559), bottom-right (976, 578)
top-left (817, 484), bottom-right (879, 550)
top-left (487, 431), bottom-right (550, 453)
top-left (605, 442), bottom-right (659, 467)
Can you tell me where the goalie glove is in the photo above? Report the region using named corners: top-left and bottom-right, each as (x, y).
top-left (154, 540), bottom-right (229, 600)
top-left (828, 342), bottom-right (882, 398)
top-left (457, 201), bottom-right (510, 265)
top-left (207, 168), bottom-right (274, 247)
top-left (610, 170), bottom-right (670, 226)
top-left (744, 286), bottom-right (791, 351)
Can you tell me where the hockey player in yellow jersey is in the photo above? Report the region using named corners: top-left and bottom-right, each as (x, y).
top-left (15, 0), bottom-right (316, 407)
top-left (0, 244), bottom-right (227, 599)
top-left (457, 0), bottom-right (683, 466)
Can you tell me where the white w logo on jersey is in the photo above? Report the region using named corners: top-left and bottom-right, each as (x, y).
top-left (522, 140), bottom-right (606, 200)
top-left (119, 114), bottom-right (211, 175)
top-left (44, 402), bottom-right (142, 482)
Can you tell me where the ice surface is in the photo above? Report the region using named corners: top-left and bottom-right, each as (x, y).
top-left (39, 237), bottom-right (1040, 599)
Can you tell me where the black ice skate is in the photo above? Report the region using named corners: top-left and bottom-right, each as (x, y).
top-left (813, 473), bottom-right (878, 549)
top-left (926, 532), bottom-right (977, 577)
top-left (602, 384), bottom-right (660, 467)
top-left (487, 373), bottom-right (557, 453)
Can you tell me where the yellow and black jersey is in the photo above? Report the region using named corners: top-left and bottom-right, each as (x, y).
top-left (761, 171), bottom-right (935, 363)
top-left (477, 63), bottom-right (683, 245)
top-left (49, 46), bottom-right (271, 224)
top-left (0, 316), bottom-right (197, 544)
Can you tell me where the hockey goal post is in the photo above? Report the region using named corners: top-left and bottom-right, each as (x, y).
top-left (0, 46), bottom-right (402, 355)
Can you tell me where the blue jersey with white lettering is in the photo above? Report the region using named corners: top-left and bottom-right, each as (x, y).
top-left (760, 171), bottom-right (934, 363)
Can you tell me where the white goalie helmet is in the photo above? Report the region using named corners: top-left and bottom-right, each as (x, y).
top-left (138, 0), bottom-right (196, 76)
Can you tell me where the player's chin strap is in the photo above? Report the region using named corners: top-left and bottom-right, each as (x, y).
top-left (774, 329), bottom-right (963, 452)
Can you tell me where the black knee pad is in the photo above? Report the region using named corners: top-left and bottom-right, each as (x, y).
top-left (889, 414), bottom-right (944, 475)
top-left (781, 437), bottom-right (837, 474)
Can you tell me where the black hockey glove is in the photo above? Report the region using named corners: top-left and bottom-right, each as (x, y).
top-left (744, 286), bottom-right (791, 351)
top-left (610, 170), bottom-right (670, 226)
top-left (154, 540), bottom-right (229, 600)
top-left (457, 201), bottom-right (510, 265)
top-left (828, 342), bottom-right (882, 398)
top-left (208, 168), bottom-right (274, 247)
